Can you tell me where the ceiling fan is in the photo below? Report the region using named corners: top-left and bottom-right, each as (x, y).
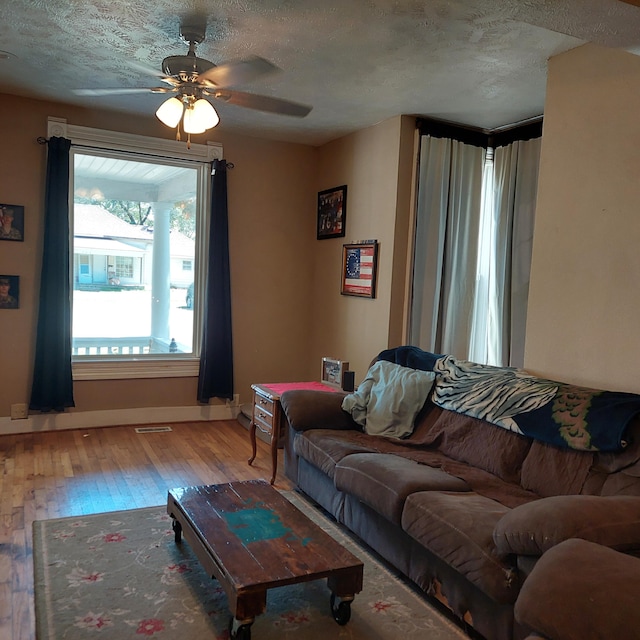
top-left (74, 18), bottom-right (312, 144)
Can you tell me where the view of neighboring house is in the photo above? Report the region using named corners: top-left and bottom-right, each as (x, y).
top-left (73, 203), bottom-right (194, 289)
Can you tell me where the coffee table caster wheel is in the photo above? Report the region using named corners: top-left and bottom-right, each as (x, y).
top-left (229, 617), bottom-right (252, 640)
top-left (330, 593), bottom-right (352, 625)
top-left (171, 518), bottom-right (182, 544)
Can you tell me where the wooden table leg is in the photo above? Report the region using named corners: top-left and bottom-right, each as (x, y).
top-left (269, 401), bottom-right (281, 484)
top-left (247, 420), bottom-right (257, 466)
top-left (269, 434), bottom-right (277, 485)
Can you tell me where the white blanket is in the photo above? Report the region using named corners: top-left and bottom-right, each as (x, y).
top-left (342, 360), bottom-right (436, 439)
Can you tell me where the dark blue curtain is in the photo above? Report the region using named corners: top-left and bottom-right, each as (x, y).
top-left (30, 137), bottom-right (75, 412)
top-left (197, 159), bottom-right (234, 402)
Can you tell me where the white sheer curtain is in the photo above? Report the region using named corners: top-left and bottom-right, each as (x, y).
top-left (493, 137), bottom-right (541, 366)
top-left (468, 149), bottom-right (496, 364)
top-left (409, 135), bottom-right (484, 358)
top-left (410, 134), bottom-right (541, 366)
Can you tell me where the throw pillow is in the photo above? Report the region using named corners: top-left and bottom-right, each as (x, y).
top-left (341, 360), bottom-right (436, 439)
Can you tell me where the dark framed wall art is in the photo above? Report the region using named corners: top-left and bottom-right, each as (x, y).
top-left (341, 241), bottom-right (379, 298)
top-left (0, 274), bottom-right (19, 309)
top-left (0, 204), bottom-right (24, 241)
top-left (317, 185), bottom-right (347, 239)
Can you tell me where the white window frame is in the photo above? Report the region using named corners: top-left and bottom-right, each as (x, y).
top-left (49, 118), bottom-right (223, 381)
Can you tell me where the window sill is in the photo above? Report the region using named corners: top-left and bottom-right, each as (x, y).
top-left (72, 357), bottom-right (200, 380)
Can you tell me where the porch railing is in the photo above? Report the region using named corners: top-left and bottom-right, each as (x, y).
top-left (72, 337), bottom-right (179, 356)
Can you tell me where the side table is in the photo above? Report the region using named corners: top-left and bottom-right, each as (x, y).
top-left (248, 381), bottom-right (340, 485)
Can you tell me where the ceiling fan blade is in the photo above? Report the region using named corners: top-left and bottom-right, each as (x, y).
top-left (72, 87), bottom-right (173, 96)
top-left (619, 0), bottom-right (640, 5)
top-left (127, 61), bottom-right (179, 86)
top-left (210, 89), bottom-right (312, 117)
top-left (127, 60), bottom-right (166, 78)
top-left (198, 56), bottom-right (279, 87)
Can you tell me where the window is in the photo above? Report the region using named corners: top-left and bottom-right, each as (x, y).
top-left (62, 123), bottom-right (221, 379)
top-left (72, 151), bottom-right (201, 362)
top-left (115, 256), bottom-right (134, 279)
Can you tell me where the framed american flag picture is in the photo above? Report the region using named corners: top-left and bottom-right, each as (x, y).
top-left (341, 241), bottom-right (378, 298)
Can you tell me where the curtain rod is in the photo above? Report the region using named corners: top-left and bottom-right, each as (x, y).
top-left (36, 136), bottom-right (233, 168)
top-left (416, 117), bottom-right (543, 148)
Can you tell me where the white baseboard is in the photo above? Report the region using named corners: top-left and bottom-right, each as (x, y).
top-left (0, 404), bottom-right (240, 436)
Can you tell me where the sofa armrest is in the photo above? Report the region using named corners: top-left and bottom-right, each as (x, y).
top-left (493, 495), bottom-right (640, 556)
top-left (280, 390), bottom-right (358, 433)
top-left (515, 539), bottom-right (640, 639)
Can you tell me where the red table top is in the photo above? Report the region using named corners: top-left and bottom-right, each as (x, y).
top-left (258, 381), bottom-right (340, 395)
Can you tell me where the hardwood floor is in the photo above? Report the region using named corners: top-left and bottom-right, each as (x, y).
top-left (0, 419), bottom-right (292, 640)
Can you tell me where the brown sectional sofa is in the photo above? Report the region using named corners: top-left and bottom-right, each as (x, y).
top-left (280, 347), bottom-right (640, 640)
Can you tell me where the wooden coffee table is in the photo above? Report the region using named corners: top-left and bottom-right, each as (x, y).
top-left (167, 480), bottom-right (363, 640)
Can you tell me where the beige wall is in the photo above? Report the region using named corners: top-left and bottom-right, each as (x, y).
top-left (525, 43), bottom-right (640, 392)
top-left (309, 116), bottom-right (416, 384)
top-left (0, 94), bottom-right (317, 417)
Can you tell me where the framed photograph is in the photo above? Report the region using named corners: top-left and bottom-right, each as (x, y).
top-left (317, 185), bottom-right (347, 240)
top-left (0, 275), bottom-right (19, 309)
top-left (321, 357), bottom-right (349, 388)
top-left (341, 241), bottom-right (379, 298)
top-left (0, 204), bottom-right (24, 242)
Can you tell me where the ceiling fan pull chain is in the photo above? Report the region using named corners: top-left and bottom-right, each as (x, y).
top-left (187, 132), bottom-right (192, 150)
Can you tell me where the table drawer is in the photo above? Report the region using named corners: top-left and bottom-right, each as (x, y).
top-left (253, 393), bottom-right (275, 434)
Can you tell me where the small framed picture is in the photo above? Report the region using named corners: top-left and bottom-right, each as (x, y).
top-left (341, 241), bottom-right (379, 298)
top-left (0, 204), bottom-right (25, 242)
top-left (0, 275), bottom-right (19, 309)
top-left (321, 357), bottom-right (349, 388)
top-left (317, 185), bottom-right (347, 240)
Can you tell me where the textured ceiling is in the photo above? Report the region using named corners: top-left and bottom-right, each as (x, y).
top-left (1, 0), bottom-right (640, 146)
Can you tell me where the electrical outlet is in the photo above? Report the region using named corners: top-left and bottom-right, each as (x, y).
top-left (10, 403), bottom-right (28, 420)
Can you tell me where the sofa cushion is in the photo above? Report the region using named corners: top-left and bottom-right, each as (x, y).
top-left (414, 408), bottom-right (532, 484)
top-left (401, 491), bottom-right (519, 604)
top-left (520, 440), bottom-right (593, 497)
top-left (493, 494), bottom-right (640, 556)
top-left (335, 453), bottom-right (471, 525)
top-left (293, 429), bottom-right (378, 479)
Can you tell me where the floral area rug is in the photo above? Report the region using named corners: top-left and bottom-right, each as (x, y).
top-left (33, 490), bottom-right (467, 640)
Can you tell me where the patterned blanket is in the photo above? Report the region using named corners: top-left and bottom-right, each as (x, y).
top-left (377, 347), bottom-right (640, 452)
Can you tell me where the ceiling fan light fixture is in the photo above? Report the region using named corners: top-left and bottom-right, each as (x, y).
top-left (183, 105), bottom-right (206, 134)
top-left (156, 97), bottom-right (184, 128)
top-left (188, 98), bottom-right (220, 131)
